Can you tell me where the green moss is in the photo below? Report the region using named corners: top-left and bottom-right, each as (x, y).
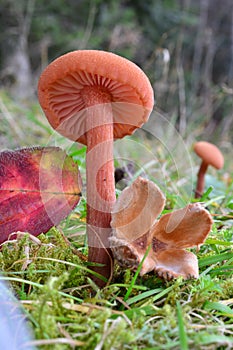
top-left (0, 180), bottom-right (233, 349)
top-left (0, 229), bottom-right (86, 296)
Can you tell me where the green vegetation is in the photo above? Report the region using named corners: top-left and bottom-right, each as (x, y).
top-left (0, 187), bottom-right (233, 349)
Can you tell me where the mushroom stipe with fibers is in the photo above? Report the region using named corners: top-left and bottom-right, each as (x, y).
top-left (110, 177), bottom-right (213, 280)
top-left (38, 50), bottom-right (154, 286)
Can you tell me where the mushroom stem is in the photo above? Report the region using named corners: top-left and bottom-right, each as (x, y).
top-left (84, 91), bottom-right (116, 287)
top-left (195, 161), bottom-right (208, 198)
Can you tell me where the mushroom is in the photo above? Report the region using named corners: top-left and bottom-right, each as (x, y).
top-left (194, 141), bottom-right (224, 198)
top-left (110, 177), bottom-right (213, 280)
top-left (38, 50), bottom-right (154, 286)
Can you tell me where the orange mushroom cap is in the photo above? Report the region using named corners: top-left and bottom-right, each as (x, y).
top-left (38, 50), bottom-right (154, 144)
top-left (194, 141), bottom-right (224, 169)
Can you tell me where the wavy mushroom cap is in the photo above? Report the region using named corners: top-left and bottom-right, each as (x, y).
top-left (38, 50), bottom-right (154, 144)
top-left (194, 141), bottom-right (224, 169)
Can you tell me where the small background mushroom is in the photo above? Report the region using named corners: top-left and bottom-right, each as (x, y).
top-left (194, 141), bottom-right (224, 198)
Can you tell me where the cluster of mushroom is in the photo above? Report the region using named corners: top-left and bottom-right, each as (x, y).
top-left (38, 50), bottom-right (220, 286)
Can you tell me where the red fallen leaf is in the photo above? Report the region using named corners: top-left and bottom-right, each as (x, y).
top-left (0, 146), bottom-right (82, 244)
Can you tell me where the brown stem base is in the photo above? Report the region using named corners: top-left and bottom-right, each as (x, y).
top-left (87, 206), bottom-right (114, 287)
top-left (88, 247), bottom-right (113, 288)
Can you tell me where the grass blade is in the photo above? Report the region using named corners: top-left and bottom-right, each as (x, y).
top-left (199, 252), bottom-right (233, 268)
top-left (126, 288), bottom-right (163, 306)
top-left (123, 245), bottom-right (151, 304)
top-left (204, 301), bottom-right (233, 317)
top-left (176, 301), bottom-right (189, 350)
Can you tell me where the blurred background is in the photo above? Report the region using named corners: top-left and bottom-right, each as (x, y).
top-left (0, 0), bottom-right (232, 173)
